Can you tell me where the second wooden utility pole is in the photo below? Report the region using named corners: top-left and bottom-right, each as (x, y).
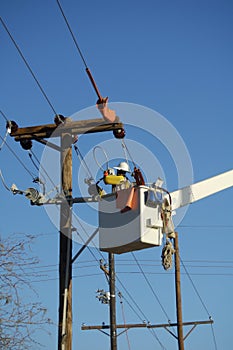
top-left (174, 232), bottom-right (185, 350)
top-left (109, 253), bottom-right (117, 350)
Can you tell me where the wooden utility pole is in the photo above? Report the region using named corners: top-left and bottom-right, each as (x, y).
top-left (109, 253), bottom-right (117, 350)
top-left (174, 232), bottom-right (185, 350)
top-left (9, 117), bottom-right (123, 350)
top-left (58, 133), bottom-right (73, 350)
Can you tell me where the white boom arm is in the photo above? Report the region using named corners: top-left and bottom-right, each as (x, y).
top-left (167, 169), bottom-right (233, 210)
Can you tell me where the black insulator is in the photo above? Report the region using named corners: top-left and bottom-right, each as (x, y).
top-left (6, 120), bottom-right (18, 133)
top-left (54, 114), bottom-right (65, 125)
top-left (113, 128), bottom-right (125, 139)
top-left (20, 139), bottom-right (32, 150)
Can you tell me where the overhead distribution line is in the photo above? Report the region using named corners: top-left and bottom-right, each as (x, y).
top-left (0, 133), bottom-right (36, 179)
top-left (119, 294), bottom-right (131, 350)
top-left (131, 252), bottom-right (172, 324)
top-left (0, 112), bottom-right (56, 190)
top-left (56, 0), bottom-right (106, 103)
top-left (56, 0), bottom-right (88, 69)
top-left (0, 110), bottom-right (8, 122)
top-left (0, 17), bottom-right (57, 115)
top-left (115, 277), bottom-right (166, 349)
top-left (180, 257), bottom-right (218, 350)
top-left (28, 150), bottom-right (59, 193)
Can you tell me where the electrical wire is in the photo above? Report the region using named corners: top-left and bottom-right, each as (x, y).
top-left (119, 294), bottom-right (131, 350)
top-left (0, 111), bottom-right (12, 150)
top-left (120, 139), bottom-right (131, 173)
top-left (121, 139), bottom-right (137, 169)
top-left (28, 149), bottom-right (59, 193)
top-left (0, 134), bottom-right (36, 179)
top-left (210, 322), bottom-right (218, 350)
top-left (0, 17), bottom-right (57, 115)
top-left (0, 112), bottom-right (59, 197)
top-left (0, 130), bottom-right (9, 151)
top-left (0, 110), bottom-right (8, 122)
top-left (0, 170), bottom-right (11, 191)
top-left (181, 258), bottom-right (211, 316)
top-left (118, 271), bottom-right (233, 277)
top-left (180, 257), bottom-right (218, 350)
top-left (115, 277), bottom-right (167, 349)
top-left (56, 0), bottom-right (88, 69)
top-left (7, 265), bottom-right (233, 278)
top-left (74, 145), bottom-right (94, 180)
top-left (131, 252), bottom-right (172, 323)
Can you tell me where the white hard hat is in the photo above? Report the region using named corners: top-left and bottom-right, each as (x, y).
top-left (113, 161), bottom-right (130, 173)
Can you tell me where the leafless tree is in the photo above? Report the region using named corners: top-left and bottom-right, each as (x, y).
top-left (0, 233), bottom-right (52, 349)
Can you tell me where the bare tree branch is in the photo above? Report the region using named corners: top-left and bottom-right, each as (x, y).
top-left (0, 234), bottom-right (53, 349)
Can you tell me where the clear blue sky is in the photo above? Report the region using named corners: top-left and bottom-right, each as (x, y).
top-left (1, 1), bottom-right (233, 349)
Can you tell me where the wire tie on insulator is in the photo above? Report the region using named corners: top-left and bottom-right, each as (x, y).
top-left (54, 114), bottom-right (65, 126)
top-left (6, 120), bottom-right (18, 134)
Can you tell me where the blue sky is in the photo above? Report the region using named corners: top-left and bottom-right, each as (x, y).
top-left (1, 1), bottom-right (233, 349)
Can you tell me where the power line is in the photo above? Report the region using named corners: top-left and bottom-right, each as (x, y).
top-left (119, 295), bottom-right (131, 350)
top-left (56, 0), bottom-right (105, 102)
top-left (28, 149), bottom-right (59, 193)
top-left (7, 266), bottom-right (233, 278)
top-left (131, 252), bottom-right (172, 323)
top-left (180, 257), bottom-right (211, 317)
top-left (0, 110), bottom-right (8, 122)
top-left (0, 134), bottom-right (36, 179)
top-left (116, 271), bottom-right (167, 349)
top-left (117, 271), bottom-right (233, 277)
top-left (0, 16), bottom-right (57, 115)
top-left (180, 257), bottom-right (218, 350)
top-left (116, 257), bottom-right (233, 264)
top-left (0, 111), bottom-right (59, 190)
top-left (74, 144), bottom-right (94, 180)
top-left (56, 0), bottom-right (88, 69)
